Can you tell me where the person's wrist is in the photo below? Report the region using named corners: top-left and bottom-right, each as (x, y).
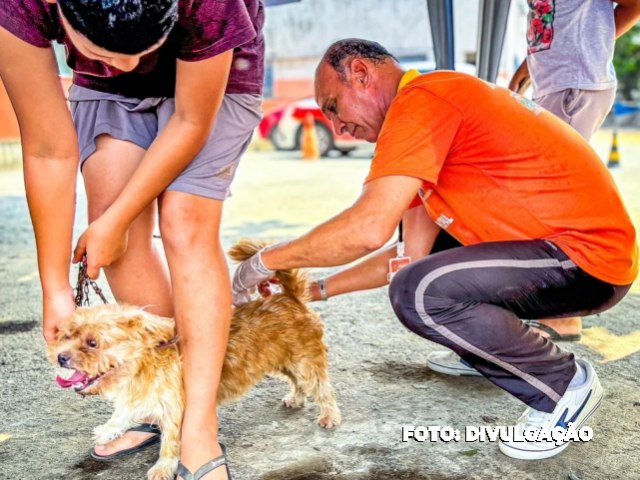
top-left (308, 280), bottom-right (321, 301)
top-left (317, 278), bottom-right (329, 301)
top-left (257, 247), bottom-right (275, 273)
top-left (42, 281), bottom-right (73, 298)
top-left (101, 202), bottom-right (134, 234)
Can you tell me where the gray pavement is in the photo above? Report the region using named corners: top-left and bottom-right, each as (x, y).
top-left (1, 134), bottom-right (639, 480)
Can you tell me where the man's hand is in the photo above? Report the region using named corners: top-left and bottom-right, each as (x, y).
top-left (232, 249), bottom-right (275, 306)
top-left (508, 59), bottom-right (531, 95)
top-left (73, 215), bottom-right (129, 279)
top-left (43, 286), bottom-right (75, 345)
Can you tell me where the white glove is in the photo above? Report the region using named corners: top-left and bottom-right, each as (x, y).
top-left (232, 249), bottom-right (275, 307)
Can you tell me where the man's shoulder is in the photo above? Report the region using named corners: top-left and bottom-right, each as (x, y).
top-left (393, 71), bottom-right (484, 110)
top-left (411, 70), bottom-right (481, 88)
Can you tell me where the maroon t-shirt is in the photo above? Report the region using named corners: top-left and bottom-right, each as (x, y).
top-left (0, 0), bottom-right (264, 98)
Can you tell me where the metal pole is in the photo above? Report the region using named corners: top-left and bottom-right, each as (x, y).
top-left (426, 0), bottom-right (455, 70)
top-left (476, 0), bottom-right (511, 82)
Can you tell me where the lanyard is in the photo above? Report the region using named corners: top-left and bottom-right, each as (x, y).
top-left (397, 220), bottom-right (405, 257)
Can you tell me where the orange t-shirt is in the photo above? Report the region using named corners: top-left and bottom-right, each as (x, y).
top-left (366, 70), bottom-right (638, 286)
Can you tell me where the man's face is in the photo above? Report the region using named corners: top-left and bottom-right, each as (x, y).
top-left (315, 61), bottom-right (385, 143)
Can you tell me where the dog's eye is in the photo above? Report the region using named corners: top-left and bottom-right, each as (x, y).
top-left (86, 338), bottom-right (98, 349)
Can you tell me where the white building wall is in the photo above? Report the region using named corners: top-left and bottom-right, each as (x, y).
top-left (265, 0), bottom-right (529, 84)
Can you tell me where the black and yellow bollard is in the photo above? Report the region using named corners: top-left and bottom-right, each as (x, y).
top-left (607, 130), bottom-right (620, 168)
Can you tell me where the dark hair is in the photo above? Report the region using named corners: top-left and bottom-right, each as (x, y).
top-left (321, 38), bottom-right (397, 80)
top-left (58, 0), bottom-right (179, 55)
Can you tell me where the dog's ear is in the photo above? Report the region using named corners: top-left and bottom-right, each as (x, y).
top-left (120, 308), bottom-right (176, 345)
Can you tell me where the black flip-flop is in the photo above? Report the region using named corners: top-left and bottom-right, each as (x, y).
top-left (525, 320), bottom-right (583, 342)
top-left (90, 423), bottom-right (161, 461)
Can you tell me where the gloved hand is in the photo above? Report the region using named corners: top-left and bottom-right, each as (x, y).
top-left (232, 249), bottom-right (275, 306)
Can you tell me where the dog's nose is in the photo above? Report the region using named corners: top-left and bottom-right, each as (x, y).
top-left (57, 353), bottom-right (71, 367)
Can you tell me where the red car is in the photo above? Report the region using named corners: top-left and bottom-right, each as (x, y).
top-left (259, 97), bottom-right (361, 157)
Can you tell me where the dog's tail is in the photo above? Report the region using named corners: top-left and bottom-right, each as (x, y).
top-left (228, 239), bottom-right (309, 301)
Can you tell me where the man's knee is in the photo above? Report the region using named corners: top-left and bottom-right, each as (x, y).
top-left (389, 265), bottom-right (435, 337)
top-left (389, 261), bottom-right (459, 343)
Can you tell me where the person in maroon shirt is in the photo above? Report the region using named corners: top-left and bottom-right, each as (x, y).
top-left (0, 1), bottom-right (264, 478)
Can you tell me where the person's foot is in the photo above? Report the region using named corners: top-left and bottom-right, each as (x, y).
top-left (178, 434), bottom-right (229, 480)
top-left (526, 317), bottom-right (583, 341)
top-left (93, 427), bottom-right (157, 458)
top-left (499, 359), bottom-right (602, 460)
top-left (426, 350), bottom-right (483, 377)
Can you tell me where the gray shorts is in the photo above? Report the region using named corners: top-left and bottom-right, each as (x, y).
top-left (68, 85), bottom-right (262, 200)
top-left (534, 87), bottom-right (615, 141)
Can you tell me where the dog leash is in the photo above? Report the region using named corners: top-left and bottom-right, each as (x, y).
top-left (74, 258), bottom-right (108, 307)
top-left (74, 257), bottom-right (180, 349)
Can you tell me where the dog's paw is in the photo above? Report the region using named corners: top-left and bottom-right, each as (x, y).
top-left (317, 411), bottom-right (342, 429)
top-left (147, 458), bottom-right (178, 480)
top-left (282, 394), bottom-right (306, 409)
top-left (93, 424), bottom-right (125, 444)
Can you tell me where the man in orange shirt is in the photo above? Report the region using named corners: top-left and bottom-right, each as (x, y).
top-left (233, 39), bottom-right (638, 459)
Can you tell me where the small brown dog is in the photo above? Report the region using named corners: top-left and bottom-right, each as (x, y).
top-left (48, 240), bottom-right (341, 480)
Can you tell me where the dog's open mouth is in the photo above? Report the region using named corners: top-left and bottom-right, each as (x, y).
top-left (56, 368), bottom-right (104, 392)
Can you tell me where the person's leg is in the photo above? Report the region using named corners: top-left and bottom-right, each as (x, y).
top-left (82, 135), bottom-right (173, 311)
top-left (535, 88), bottom-right (616, 140)
top-left (82, 137), bottom-right (174, 456)
top-left (389, 239), bottom-right (627, 411)
top-left (157, 93), bottom-right (261, 480)
top-left (159, 193), bottom-right (230, 480)
top-left (69, 89), bottom-right (173, 456)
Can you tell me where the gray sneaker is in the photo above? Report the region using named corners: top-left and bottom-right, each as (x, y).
top-left (426, 350), bottom-right (483, 377)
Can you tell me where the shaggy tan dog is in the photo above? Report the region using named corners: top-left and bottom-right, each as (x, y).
top-left (48, 240), bottom-right (341, 480)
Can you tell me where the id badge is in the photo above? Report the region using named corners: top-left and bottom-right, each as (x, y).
top-left (387, 256), bottom-right (412, 282)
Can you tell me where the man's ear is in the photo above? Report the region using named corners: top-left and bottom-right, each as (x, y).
top-left (349, 58), bottom-right (370, 88)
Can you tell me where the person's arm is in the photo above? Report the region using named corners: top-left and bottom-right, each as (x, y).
top-left (0, 28), bottom-right (79, 343)
top-left (508, 58), bottom-right (531, 95)
top-left (308, 204), bottom-right (440, 300)
top-left (614, 0), bottom-right (640, 38)
top-left (72, 50), bottom-right (233, 278)
top-left (260, 175), bottom-right (424, 271)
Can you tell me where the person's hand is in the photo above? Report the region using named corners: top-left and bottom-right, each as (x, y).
top-left (232, 249), bottom-right (275, 306)
top-left (508, 59), bottom-right (531, 95)
top-left (73, 215), bottom-right (129, 279)
top-left (43, 286), bottom-right (75, 345)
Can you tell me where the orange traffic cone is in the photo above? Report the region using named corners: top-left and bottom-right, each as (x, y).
top-left (301, 113), bottom-right (320, 160)
top-left (607, 130), bottom-right (620, 168)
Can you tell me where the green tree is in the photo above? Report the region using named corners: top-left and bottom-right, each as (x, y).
top-left (614, 24), bottom-right (640, 100)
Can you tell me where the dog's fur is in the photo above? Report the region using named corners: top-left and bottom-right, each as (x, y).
top-left (48, 240), bottom-right (341, 480)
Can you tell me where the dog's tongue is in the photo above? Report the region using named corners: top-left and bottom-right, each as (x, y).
top-left (56, 370), bottom-right (88, 389)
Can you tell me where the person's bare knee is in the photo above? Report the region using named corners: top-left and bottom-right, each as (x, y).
top-left (160, 192), bottom-right (223, 258)
top-left (83, 135), bottom-right (147, 222)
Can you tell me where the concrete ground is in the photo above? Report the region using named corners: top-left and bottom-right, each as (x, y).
top-left (1, 130), bottom-right (639, 480)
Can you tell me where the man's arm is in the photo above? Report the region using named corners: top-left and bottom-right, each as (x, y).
top-left (308, 204), bottom-right (441, 300)
top-left (232, 175), bottom-right (425, 305)
top-left (614, 0), bottom-right (640, 38)
top-left (0, 28), bottom-right (79, 343)
top-left (261, 175), bottom-right (424, 270)
top-left (73, 50), bottom-right (233, 278)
